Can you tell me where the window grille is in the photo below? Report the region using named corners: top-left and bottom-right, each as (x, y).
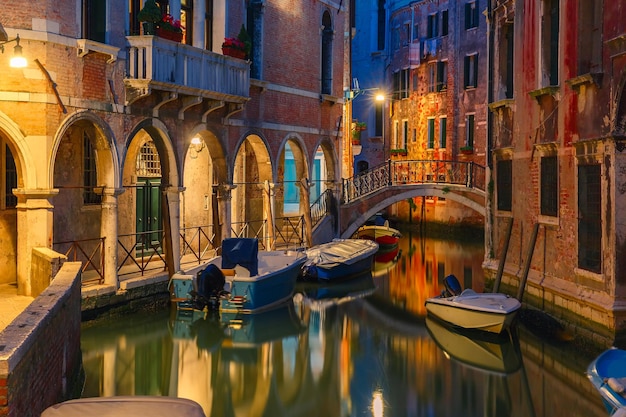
top-left (578, 164), bottom-right (601, 273)
top-left (136, 141), bottom-right (162, 178)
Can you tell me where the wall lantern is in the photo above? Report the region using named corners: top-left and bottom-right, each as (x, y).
top-left (189, 136), bottom-right (205, 159)
top-left (0, 34), bottom-right (27, 68)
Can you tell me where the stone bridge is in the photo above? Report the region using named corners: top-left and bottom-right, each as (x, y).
top-left (337, 160), bottom-right (486, 238)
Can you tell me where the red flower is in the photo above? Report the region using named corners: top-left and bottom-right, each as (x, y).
top-left (222, 37), bottom-right (246, 50)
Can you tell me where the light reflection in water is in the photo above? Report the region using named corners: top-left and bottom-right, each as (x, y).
top-left (81, 232), bottom-right (610, 417)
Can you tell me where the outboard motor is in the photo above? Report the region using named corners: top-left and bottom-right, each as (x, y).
top-left (443, 274), bottom-right (462, 297)
top-left (194, 264), bottom-right (226, 310)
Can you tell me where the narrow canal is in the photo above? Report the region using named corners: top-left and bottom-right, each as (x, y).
top-left (80, 229), bottom-right (611, 417)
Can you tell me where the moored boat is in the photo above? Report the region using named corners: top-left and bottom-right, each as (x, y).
top-left (170, 238), bottom-right (307, 314)
top-left (587, 347), bottom-right (626, 414)
top-left (300, 238), bottom-right (378, 281)
top-left (354, 223), bottom-right (402, 250)
top-left (41, 396), bottom-right (206, 417)
top-left (425, 274), bottom-right (521, 334)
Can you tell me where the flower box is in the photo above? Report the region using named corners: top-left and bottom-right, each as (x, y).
top-left (157, 27), bottom-right (183, 42)
top-left (460, 146), bottom-right (474, 155)
top-left (222, 47), bottom-right (246, 59)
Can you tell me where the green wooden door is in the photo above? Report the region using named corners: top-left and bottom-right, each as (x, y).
top-left (136, 178), bottom-right (162, 253)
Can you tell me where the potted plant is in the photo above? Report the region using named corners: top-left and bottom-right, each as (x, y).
top-left (354, 121), bottom-right (367, 131)
top-left (156, 13), bottom-right (185, 42)
top-left (222, 25), bottom-right (251, 59)
top-left (137, 0), bottom-right (161, 35)
top-left (460, 145), bottom-right (474, 155)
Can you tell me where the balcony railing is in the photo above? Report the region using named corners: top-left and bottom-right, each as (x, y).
top-left (125, 36), bottom-right (250, 104)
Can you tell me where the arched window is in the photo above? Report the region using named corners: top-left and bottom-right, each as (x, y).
top-left (321, 11), bottom-right (333, 95)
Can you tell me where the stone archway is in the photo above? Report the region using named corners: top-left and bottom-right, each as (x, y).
top-left (120, 119), bottom-right (180, 275)
top-left (51, 111), bottom-right (119, 287)
top-left (231, 133), bottom-right (272, 245)
top-left (181, 128), bottom-right (227, 256)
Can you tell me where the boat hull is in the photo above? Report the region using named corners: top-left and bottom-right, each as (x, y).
top-left (171, 250), bottom-right (306, 314)
top-left (41, 396), bottom-right (206, 417)
top-left (354, 225), bottom-right (401, 250)
top-left (220, 251), bottom-right (307, 313)
top-left (425, 291), bottom-right (520, 334)
top-left (303, 239), bottom-right (378, 281)
top-left (587, 348), bottom-right (626, 412)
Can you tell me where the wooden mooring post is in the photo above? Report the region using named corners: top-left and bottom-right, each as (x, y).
top-left (493, 217), bottom-right (514, 293)
top-left (516, 223), bottom-right (540, 302)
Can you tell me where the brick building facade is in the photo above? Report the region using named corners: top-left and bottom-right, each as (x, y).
top-left (486, 0), bottom-right (626, 344)
top-left (0, 0), bottom-right (348, 295)
top-left (351, 0), bottom-right (487, 226)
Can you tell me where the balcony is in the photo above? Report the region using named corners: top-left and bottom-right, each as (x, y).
top-left (125, 36), bottom-right (250, 113)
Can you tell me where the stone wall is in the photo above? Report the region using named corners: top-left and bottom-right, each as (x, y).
top-left (0, 262), bottom-right (83, 417)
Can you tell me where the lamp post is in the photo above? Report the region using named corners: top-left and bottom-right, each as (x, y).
top-left (0, 34), bottom-right (27, 68)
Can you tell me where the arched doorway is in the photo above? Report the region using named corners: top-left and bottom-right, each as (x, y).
top-left (0, 134), bottom-right (18, 283)
top-left (120, 121), bottom-right (179, 275)
top-left (181, 129), bottom-right (228, 259)
top-left (231, 134), bottom-right (272, 245)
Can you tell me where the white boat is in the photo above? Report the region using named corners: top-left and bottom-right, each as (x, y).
top-left (301, 238), bottom-right (378, 281)
top-left (170, 238), bottom-right (307, 314)
top-left (41, 396), bottom-right (206, 417)
top-left (425, 274), bottom-right (521, 334)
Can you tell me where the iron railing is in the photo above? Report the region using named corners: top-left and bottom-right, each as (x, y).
top-left (310, 189), bottom-right (334, 227)
top-left (53, 237), bottom-right (105, 285)
top-left (342, 159), bottom-right (486, 203)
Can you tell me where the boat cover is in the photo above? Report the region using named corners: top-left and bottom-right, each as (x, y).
top-left (41, 396), bottom-right (206, 417)
top-left (222, 238), bottom-right (258, 276)
top-left (305, 239), bottom-right (378, 268)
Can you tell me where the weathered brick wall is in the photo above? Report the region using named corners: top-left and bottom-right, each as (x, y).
top-left (0, 262), bottom-right (82, 417)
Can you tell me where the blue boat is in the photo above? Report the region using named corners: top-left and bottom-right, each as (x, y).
top-left (300, 238), bottom-right (378, 281)
top-left (587, 348), bottom-right (626, 414)
top-left (171, 238), bottom-right (307, 314)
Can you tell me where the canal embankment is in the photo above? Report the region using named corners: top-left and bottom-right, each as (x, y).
top-left (0, 261), bottom-right (83, 417)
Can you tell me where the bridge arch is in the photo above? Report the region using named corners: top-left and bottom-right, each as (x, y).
top-left (340, 184), bottom-right (485, 238)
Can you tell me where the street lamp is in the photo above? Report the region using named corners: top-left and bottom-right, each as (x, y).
top-left (0, 34), bottom-right (27, 68)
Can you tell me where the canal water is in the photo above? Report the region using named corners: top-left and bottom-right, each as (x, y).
top-left (80, 229), bottom-right (611, 417)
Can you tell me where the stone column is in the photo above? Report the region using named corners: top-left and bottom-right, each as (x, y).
top-left (14, 188), bottom-right (58, 296)
top-left (262, 181), bottom-right (276, 250)
top-left (215, 183), bottom-right (236, 243)
top-left (100, 188), bottom-right (124, 287)
top-left (163, 186), bottom-right (184, 275)
top-left (299, 178), bottom-right (314, 248)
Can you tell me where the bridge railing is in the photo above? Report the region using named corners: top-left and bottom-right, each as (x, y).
top-left (310, 189), bottom-right (334, 227)
top-left (342, 160), bottom-right (485, 203)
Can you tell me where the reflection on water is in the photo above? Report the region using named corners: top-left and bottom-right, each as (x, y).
top-left (81, 232), bottom-right (610, 417)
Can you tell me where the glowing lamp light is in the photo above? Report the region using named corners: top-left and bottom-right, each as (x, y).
top-left (1, 34), bottom-right (27, 68)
